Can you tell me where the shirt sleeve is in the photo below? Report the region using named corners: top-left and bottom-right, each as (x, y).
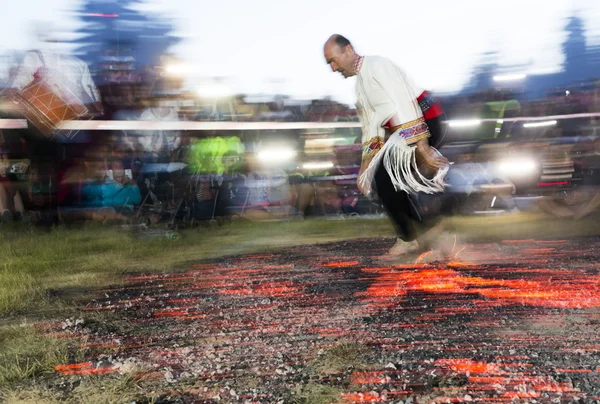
top-left (10, 51), bottom-right (43, 90)
top-left (356, 100), bottom-right (383, 160)
top-left (369, 58), bottom-right (430, 146)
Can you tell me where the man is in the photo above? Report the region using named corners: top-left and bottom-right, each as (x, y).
top-left (323, 34), bottom-right (454, 260)
top-left (3, 25), bottom-right (105, 225)
top-left (9, 23), bottom-right (103, 116)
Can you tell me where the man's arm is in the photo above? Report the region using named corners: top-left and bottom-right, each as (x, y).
top-left (80, 63), bottom-right (104, 116)
top-left (413, 137), bottom-right (448, 172)
top-left (370, 59), bottom-right (448, 172)
top-left (357, 153), bottom-right (374, 195)
top-left (10, 51), bottom-right (42, 91)
top-left (356, 132), bottom-right (385, 195)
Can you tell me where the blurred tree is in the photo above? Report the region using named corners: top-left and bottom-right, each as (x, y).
top-left (562, 16), bottom-right (588, 80)
top-left (71, 0), bottom-right (180, 78)
top-left (462, 51), bottom-right (500, 94)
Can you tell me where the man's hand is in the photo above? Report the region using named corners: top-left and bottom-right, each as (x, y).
top-left (356, 155), bottom-right (374, 196)
top-left (357, 178), bottom-right (369, 196)
top-left (92, 101), bottom-right (104, 115)
top-left (414, 138), bottom-right (449, 172)
top-left (420, 149), bottom-right (449, 170)
top-left (85, 101), bottom-right (104, 118)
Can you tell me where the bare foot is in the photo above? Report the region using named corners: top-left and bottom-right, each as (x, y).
top-left (389, 238), bottom-right (420, 254)
top-left (377, 239), bottom-right (420, 261)
top-left (419, 232), bottom-right (464, 262)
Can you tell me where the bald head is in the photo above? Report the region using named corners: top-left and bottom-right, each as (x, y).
top-left (325, 34), bottom-right (351, 50)
top-left (323, 34), bottom-right (359, 79)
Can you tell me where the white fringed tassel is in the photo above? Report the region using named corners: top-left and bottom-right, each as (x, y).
top-left (358, 134), bottom-right (448, 196)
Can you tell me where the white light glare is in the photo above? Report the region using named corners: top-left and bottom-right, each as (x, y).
top-left (197, 84), bottom-right (231, 99)
top-left (258, 148), bottom-right (297, 163)
top-left (312, 137), bottom-right (347, 143)
top-left (523, 120), bottom-right (557, 128)
top-left (497, 158), bottom-right (537, 176)
top-left (303, 161), bottom-right (334, 170)
top-left (493, 73), bottom-right (527, 82)
top-left (448, 119), bottom-right (481, 128)
top-left (165, 64), bottom-right (191, 75)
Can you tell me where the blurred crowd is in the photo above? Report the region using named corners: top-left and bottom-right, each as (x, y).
top-left (1, 48), bottom-right (600, 229)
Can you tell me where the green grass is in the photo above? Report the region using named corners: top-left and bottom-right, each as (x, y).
top-left (1, 373), bottom-right (152, 404)
top-left (311, 342), bottom-right (373, 376)
top-left (284, 342), bottom-right (374, 404)
top-left (0, 324), bottom-right (79, 387)
top-left (286, 383), bottom-right (345, 404)
top-left (0, 219), bottom-right (394, 317)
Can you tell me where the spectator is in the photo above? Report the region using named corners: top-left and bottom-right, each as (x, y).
top-left (0, 147), bottom-right (25, 223)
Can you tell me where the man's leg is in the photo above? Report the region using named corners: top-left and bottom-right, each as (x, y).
top-left (412, 191), bottom-right (462, 261)
top-left (374, 161), bottom-right (420, 255)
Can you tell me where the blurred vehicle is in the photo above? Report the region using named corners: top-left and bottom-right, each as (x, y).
top-left (442, 95), bottom-right (600, 218)
top-left (440, 99), bottom-right (522, 215)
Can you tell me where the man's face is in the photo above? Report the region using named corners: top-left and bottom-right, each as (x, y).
top-left (324, 43), bottom-right (355, 78)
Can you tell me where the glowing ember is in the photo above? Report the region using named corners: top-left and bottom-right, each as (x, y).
top-left (44, 237), bottom-right (600, 402)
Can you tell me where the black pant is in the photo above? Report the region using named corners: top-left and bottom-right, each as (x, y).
top-left (374, 115), bottom-right (453, 241)
top-left (426, 114), bottom-right (447, 150)
top-left (374, 161), bottom-right (447, 242)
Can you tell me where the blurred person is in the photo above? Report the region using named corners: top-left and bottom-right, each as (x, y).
top-left (3, 25), bottom-right (104, 225)
top-left (331, 143), bottom-right (375, 215)
top-left (289, 177), bottom-right (316, 218)
top-left (232, 95), bottom-right (255, 121)
top-left (236, 150), bottom-right (295, 221)
top-left (101, 159), bottom-right (142, 210)
top-left (0, 147), bottom-right (25, 223)
top-left (58, 144), bottom-right (139, 224)
top-left (136, 80), bottom-right (181, 162)
top-left (9, 50), bottom-right (103, 117)
top-left (8, 23), bottom-right (103, 119)
top-left (323, 34), bottom-right (455, 260)
top-left (26, 166), bottom-right (50, 223)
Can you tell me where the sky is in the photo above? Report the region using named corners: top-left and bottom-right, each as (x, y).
top-left (1, 0), bottom-right (600, 104)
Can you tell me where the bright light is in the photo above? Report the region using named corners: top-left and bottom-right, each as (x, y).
top-left (497, 158), bottom-right (537, 176)
top-left (303, 161), bottom-right (334, 170)
top-left (305, 137), bottom-right (348, 149)
top-left (197, 84), bottom-right (231, 99)
top-left (312, 137), bottom-right (347, 143)
top-left (258, 148), bottom-right (297, 163)
top-left (565, 90), bottom-right (570, 96)
top-left (165, 64), bottom-right (191, 76)
top-left (448, 119), bottom-right (481, 128)
top-left (523, 120), bottom-right (557, 128)
top-left (493, 73), bottom-right (527, 82)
